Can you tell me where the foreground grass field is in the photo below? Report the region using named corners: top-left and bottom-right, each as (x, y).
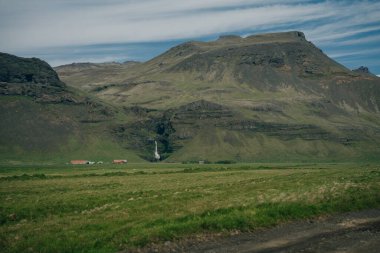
top-left (1, 163), bottom-right (380, 252)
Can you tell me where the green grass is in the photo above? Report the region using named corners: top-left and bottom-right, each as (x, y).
top-left (1, 163), bottom-right (380, 252)
top-left (0, 96), bottom-right (144, 165)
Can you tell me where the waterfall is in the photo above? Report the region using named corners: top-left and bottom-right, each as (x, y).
top-left (154, 141), bottom-right (160, 160)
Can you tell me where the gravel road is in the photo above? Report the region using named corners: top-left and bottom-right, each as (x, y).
top-left (134, 209), bottom-right (380, 253)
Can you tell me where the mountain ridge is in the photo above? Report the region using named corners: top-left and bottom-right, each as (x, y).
top-left (53, 31), bottom-right (380, 162)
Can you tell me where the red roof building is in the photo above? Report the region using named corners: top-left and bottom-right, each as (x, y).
top-left (112, 159), bottom-right (127, 164)
top-left (70, 160), bottom-right (88, 165)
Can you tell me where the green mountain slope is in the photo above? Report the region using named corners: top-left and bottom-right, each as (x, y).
top-left (0, 53), bottom-right (143, 164)
top-left (55, 31), bottom-right (380, 162)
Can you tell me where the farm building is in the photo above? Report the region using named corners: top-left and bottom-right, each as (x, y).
top-left (113, 159), bottom-right (127, 164)
top-left (70, 160), bottom-right (88, 165)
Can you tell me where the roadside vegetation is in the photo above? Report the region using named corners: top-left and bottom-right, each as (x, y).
top-left (1, 163), bottom-right (380, 252)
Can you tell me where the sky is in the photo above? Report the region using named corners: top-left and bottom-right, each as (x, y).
top-left (0, 0), bottom-right (380, 74)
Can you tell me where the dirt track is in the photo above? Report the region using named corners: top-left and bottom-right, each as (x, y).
top-left (136, 209), bottom-right (380, 253)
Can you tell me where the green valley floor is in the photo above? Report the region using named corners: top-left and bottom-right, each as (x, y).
top-left (1, 163), bottom-right (380, 252)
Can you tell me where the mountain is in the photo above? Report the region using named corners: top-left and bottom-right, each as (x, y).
top-left (55, 31), bottom-right (380, 163)
top-left (2, 31), bottom-right (380, 163)
top-left (56, 32), bottom-right (380, 111)
top-left (0, 53), bottom-right (143, 164)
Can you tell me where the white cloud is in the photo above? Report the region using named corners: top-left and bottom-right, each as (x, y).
top-left (328, 48), bottom-right (380, 59)
top-left (336, 34), bottom-right (380, 46)
top-left (1, 0), bottom-right (380, 72)
top-left (1, 0), bottom-right (379, 52)
top-left (308, 24), bottom-right (380, 44)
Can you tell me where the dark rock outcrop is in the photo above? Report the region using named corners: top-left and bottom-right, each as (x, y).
top-left (0, 52), bottom-right (65, 87)
top-left (0, 52), bottom-right (80, 103)
top-left (353, 66), bottom-right (372, 75)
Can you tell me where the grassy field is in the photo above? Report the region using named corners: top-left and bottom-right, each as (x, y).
top-left (1, 163), bottom-right (380, 252)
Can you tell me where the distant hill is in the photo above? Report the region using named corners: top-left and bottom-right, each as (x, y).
top-left (56, 61), bottom-right (140, 71)
top-left (0, 53), bottom-right (143, 164)
top-left (54, 61), bottom-right (141, 92)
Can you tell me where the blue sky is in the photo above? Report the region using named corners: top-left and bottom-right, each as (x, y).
top-left (0, 0), bottom-right (380, 75)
